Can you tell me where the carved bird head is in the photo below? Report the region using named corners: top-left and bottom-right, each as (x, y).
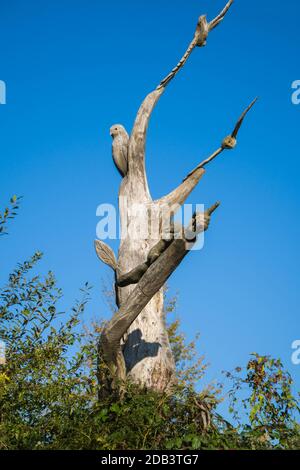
top-left (110, 124), bottom-right (127, 139)
top-left (221, 135), bottom-right (237, 150)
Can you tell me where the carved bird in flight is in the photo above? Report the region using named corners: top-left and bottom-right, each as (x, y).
top-left (110, 124), bottom-right (129, 177)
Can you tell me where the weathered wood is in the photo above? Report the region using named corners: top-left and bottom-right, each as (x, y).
top-left (110, 125), bottom-right (129, 177)
top-left (95, 1), bottom-right (255, 394)
top-left (95, 240), bottom-right (117, 271)
top-left (100, 207), bottom-right (217, 387)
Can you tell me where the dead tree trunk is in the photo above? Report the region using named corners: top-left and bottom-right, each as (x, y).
top-left (95, 1), bottom-right (256, 394)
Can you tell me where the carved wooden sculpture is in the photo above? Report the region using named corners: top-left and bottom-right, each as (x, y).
top-left (95, 1), bottom-right (256, 395)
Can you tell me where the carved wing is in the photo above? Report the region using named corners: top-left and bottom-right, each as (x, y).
top-left (112, 133), bottom-right (129, 177)
top-left (94, 240), bottom-right (117, 271)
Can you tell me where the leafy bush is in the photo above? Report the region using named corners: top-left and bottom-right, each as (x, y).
top-left (0, 197), bottom-right (299, 450)
top-left (0, 195), bottom-right (21, 237)
top-left (225, 354), bottom-right (300, 449)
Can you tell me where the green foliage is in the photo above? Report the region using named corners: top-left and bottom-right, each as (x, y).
top-left (0, 256), bottom-right (220, 449)
top-left (0, 203), bottom-right (299, 450)
top-left (0, 252), bottom-right (94, 449)
top-left (1, 255), bottom-right (299, 449)
top-left (225, 354), bottom-right (300, 449)
top-left (0, 196), bottom-right (21, 236)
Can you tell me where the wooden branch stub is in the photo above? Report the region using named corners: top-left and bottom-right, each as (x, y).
top-left (206, 201), bottom-right (221, 216)
top-left (184, 202), bottom-right (220, 241)
top-left (159, 167), bottom-right (206, 207)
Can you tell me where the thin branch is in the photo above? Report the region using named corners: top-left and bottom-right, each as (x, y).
top-left (157, 98), bottom-right (256, 207)
top-left (128, 1), bottom-right (234, 184)
top-left (183, 148), bottom-right (223, 180)
top-left (206, 201), bottom-right (221, 216)
top-left (157, 39), bottom-right (197, 90)
top-left (158, 0), bottom-right (234, 90)
top-left (183, 98), bottom-right (258, 180)
top-left (209, 0), bottom-right (234, 31)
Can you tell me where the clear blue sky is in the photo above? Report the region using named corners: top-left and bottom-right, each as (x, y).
top-left (1, 0), bottom-right (300, 412)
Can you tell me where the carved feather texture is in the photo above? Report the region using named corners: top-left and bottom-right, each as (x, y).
top-left (110, 124), bottom-right (129, 177)
top-left (94, 240), bottom-right (117, 271)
